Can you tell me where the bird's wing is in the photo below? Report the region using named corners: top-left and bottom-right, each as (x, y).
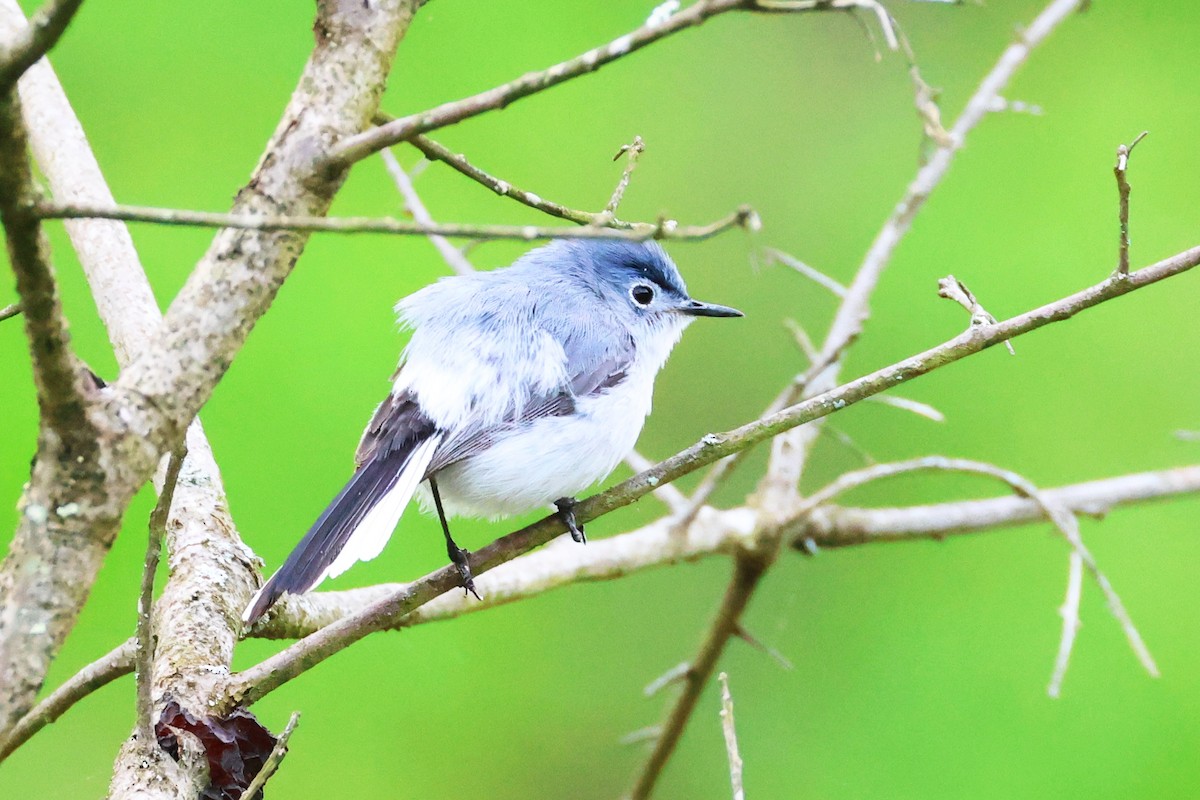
top-left (427, 333), bottom-right (635, 473)
top-left (243, 393), bottom-right (441, 625)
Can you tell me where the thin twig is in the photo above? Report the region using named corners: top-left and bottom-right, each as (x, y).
top-left (379, 147), bottom-right (474, 276)
top-left (407, 134), bottom-right (607, 226)
top-left (0, 301), bottom-right (19, 320)
top-left (0, 0), bottom-right (84, 88)
top-left (0, 639), bottom-right (137, 763)
top-left (136, 447), bottom-right (186, 746)
top-left (865, 394), bottom-right (944, 423)
top-left (34, 200), bottom-right (759, 242)
top-left (230, 244), bottom-right (1199, 701)
top-left (245, 464), bottom-right (1200, 640)
top-left (1047, 550), bottom-right (1084, 698)
top-left (765, 247), bottom-right (847, 298)
top-left (1114, 130), bottom-right (1149, 276)
top-left (718, 672), bottom-right (746, 800)
top-left (326, 0), bottom-right (905, 168)
top-left (679, 0), bottom-right (1085, 511)
top-left (790, 457), bottom-right (1158, 681)
top-left (629, 556), bottom-right (767, 800)
top-left (644, 662), bottom-right (692, 698)
top-left (601, 135), bottom-right (645, 220)
top-left (0, 94), bottom-right (91, 441)
top-left (239, 711), bottom-right (300, 800)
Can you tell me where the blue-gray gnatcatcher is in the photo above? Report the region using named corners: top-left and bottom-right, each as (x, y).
top-left (243, 239), bottom-right (741, 624)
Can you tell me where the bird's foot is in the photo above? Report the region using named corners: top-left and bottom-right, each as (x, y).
top-left (449, 546), bottom-right (481, 600)
top-left (554, 497), bottom-right (586, 544)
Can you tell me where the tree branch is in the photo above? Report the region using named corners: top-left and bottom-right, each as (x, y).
top-left (0, 92), bottom-right (90, 441)
top-left (1114, 130), bottom-right (1148, 277)
top-left (0, 0), bottom-right (83, 88)
top-left (325, 0), bottom-right (901, 169)
top-left (0, 80), bottom-right (105, 735)
top-left (629, 555), bottom-right (768, 800)
top-left (14, 463), bottom-right (1193, 753)
top-left (135, 447), bottom-right (186, 746)
top-left (0, 638), bottom-right (136, 763)
top-left (33, 199), bottom-right (759, 242)
top-left (408, 133), bottom-right (607, 226)
top-left (231, 247), bottom-right (1200, 701)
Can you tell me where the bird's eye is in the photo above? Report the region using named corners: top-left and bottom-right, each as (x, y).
top-left (631, 284), bottom-right (655, 306)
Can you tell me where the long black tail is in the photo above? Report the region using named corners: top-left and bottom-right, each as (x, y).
top-left (242, 434), bottom-right (441, 625)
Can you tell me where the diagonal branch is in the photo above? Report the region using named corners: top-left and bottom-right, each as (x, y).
top-left (0, 91), bottom-right (90, 441)
top-left (629, 555), bottom-right (769, 800)
top-left (230, 244), bottom-right (1200, 704)
top-left (408, 134), bottom-right (606, 226)
top-left (0, 638), bottom-right (136, 763)
top-left (325, 0), bottom-right (903, 169)
top-left (0, 0), bottom-right (83, 87)
top-left (687, 0), bottom-right (1086, 508)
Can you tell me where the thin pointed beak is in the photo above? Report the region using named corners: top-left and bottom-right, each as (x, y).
top-left (679, 299), bottom-right (743, 318)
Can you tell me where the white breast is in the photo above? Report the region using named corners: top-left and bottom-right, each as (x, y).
top-left (414, 339), bottom-right (672, 519)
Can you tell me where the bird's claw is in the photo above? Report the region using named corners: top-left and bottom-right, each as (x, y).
top-left (449, 546), bottom-right (481, 600)
top-left (554, 497), bottom-right (586, 544)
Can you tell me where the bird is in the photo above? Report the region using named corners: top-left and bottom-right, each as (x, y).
top-left (242, 239), bottom-right (742, 625)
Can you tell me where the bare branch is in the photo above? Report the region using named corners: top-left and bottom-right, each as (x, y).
top-left (600, 135), bottom-right (645, 221)
top-left (33, 199), bottom-right (760, 243)
top-left (327, 0), bottom-right (906, 168)
top-left (865, 394), bottom-right (944, 423)
top-left (379, 147), bottom-right (474, 276)
top-left (0, 638), bottom-right (136, 763)
top-left (1114, 130), bottom-right (1149, 277)
top-left (1047, 551), bottom-right (1084, 698)
top-left (0, 300), bottom-right (18, 320)
top-left (718, 672), bottom-right (746, 800)
top-left (819, 0), bottom-right (1083, 367)
top-left (244, 463), bottom-right (1200, 643)
top-left (765, 247), bottom-right (847, 298)
top-left (682, 0), bottom-right (1085, 509)
top-left (136, 447), bottom-right (186, 746)
top-left (790, 457), bottom-right (1157, 680)
top-left (0, 8), bottom-right (260, 792)
top-left (0, 92), bottom-right (91, 441)
top-left (408, 134), bottom-right (604, 226)
top-left (0, 77), bottom-right (103, 735)
top-left (630, 556), bottom-right (768, 800)
top-left (0, 0), bottom-right (83, 88)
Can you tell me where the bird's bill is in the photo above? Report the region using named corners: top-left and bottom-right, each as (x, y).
top-left (678, 299), bottom-right (743, 318)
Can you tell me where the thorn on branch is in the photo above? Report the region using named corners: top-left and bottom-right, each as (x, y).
top-left (937, 274), bottom-right (1015, 354)
top-left (766, 247), bottom-right (847, 298)
top-left (643, 661), bottom-right (692, 698)
top-left (0, 301), bottom-right (20, 321)
top-left (1114, 130), bottom-right (1149, 277)
top-left (718, 672), bottom-right (746, 800)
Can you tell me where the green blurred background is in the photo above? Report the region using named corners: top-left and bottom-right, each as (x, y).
top-left (3, 1), bottom-right (1199, 798)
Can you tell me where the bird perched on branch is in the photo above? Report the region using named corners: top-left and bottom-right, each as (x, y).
top-left (243, 239), bottom-right (742, 625)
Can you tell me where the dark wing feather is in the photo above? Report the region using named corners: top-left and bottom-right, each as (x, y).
top-left (244, 394), bottom-right (436, 624)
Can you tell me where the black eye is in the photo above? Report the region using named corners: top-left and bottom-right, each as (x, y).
top-left (631, 284), bottom-right (655, 306)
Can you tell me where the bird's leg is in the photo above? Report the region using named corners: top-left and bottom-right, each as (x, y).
top-left (429, 476), bottom-right (480, 600)
top-left (554, 497), bottom-right (586, 544)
